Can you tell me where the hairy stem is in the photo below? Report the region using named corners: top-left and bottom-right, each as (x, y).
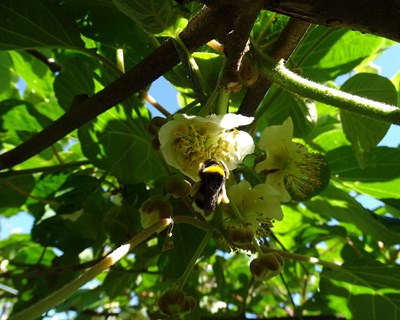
top-left (262, 247), bottom-right (340, 270)
top-left (258, 55), bottom-right (400, 124)
top-left (9, 218), bottom-right (172, 320)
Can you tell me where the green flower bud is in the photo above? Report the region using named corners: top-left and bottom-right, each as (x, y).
top-left (158, 288), bottom-right (185, 316)
top-left (165, 176), bottom-right (192, 198)
top-left (140, 196), bottom-right (172, 229)
top-left (250, 253), bottom-right (284, 281)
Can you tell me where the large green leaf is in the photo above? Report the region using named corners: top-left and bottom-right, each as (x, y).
top-left (0, 0), bottom-right (84, 50)
top-left (327, 146), bottom-right (400, 199)
top-left (0, 100), bottom-right (45, 146)
top-left (9, 51), bottom-right (54, 99)
top-left (78, 105), bottom-right (164, 184)
top-left (112, 0), bottom-right (187, 36)
top-left (252, 11), bottom-right (289, 54)
top-left (340, 73), bottom-right (396, 168)
top-left (292, 26), bottom-right (384, 82)
top-left (159, 224), bottom-right (206, 280)
top-left (53, 55), bottom-right (97, 110)
top-left (257, 86), bottom-right (317, 138)
top-left (320, 259), bottom-right (400, 320)
top-left (0, 52), bottom-right (13, 94)
top-left (328, 146), bottom-right (400, 181)
top-left (305, 185), bottom-right (400, 245)
top-left (0, 175), bottom-right (35, 217)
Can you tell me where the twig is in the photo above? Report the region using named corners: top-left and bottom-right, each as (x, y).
top-left (221, 0), bottom-right (264, 89)
top-left (238, 18), bottom-right (311, 116)
top-left (0, 160), bottom-right (90, 178)
top-left (25, 49), bottom-right (62, 73)
top-left (258, 56), bottom-right (400, 124)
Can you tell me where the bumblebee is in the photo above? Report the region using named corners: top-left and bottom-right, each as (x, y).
top-left (192, 160), bottom-right (230, 220)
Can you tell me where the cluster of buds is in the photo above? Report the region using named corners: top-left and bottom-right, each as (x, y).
top-left (157, 288), bottom-right (196, 317)
top-left (250, 252), bottom-right (284, 282)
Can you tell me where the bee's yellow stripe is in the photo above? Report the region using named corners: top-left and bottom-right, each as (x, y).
top-left (203, 165), bottom-right (226, 177)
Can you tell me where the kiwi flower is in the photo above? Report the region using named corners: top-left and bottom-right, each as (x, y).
top-left (158, 113), bottom-right (254, 181)
top-left (224, 180), bottom-right (283, 235)
top-left (255, 118), bottom-right (328, 202)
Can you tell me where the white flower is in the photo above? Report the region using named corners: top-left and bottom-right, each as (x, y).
top-left (255, 118), bottom-right (328, 201)
top-left (224, 180), bottom-right (283, 235)
top-left (158, 113), bottom-right (254, 181)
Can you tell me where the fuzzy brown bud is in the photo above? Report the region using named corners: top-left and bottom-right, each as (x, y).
top-left (250, 253), bottom-right (284, 281)
top-left (227, 226), bottom-right (254, 245)
top-left (182, 295), bottom-right (197, 315)
top-left (140, 196), bottom-right (172, 229)
top-left (148, 116), bottom-right (168, 136)
top-left (158, 288), bottom-right (185, 316)
top-left (165, 176), bottom-right (192, 198)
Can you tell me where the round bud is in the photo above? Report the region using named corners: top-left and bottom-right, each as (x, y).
top-left (158, 288), bottom-right (185, 316)
top-left (182, 295), bottom-right (197, 315)
top-left (227, 226), bottom-right (254, 246)
top-left (165, 176), bottom-right (192, 198)
top-left (239, 54), bottom-right (259, 87)
top-left (151, 138), bottom-right (161, 151)
top-left (250, 253), bottom-right (284, 281)
top-left (140, 196), bottom-right (172, 229)
top-left (148, 116), bottom-right (168, 136)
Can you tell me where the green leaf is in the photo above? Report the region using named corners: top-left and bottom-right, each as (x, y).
top-left (293, 27), bottom-right (384, 82)
top-left (257, 86), bottom-right (317, 138)
top-left (9, 51), bottom-right (54, 98)
top-left (340, 73), bottom-right (396, 168)
top-left (0, 100), bottom-right (44, 146)
top-left (31, 215), bottom-right (93, 254)
top-left (252, 12), bottom-right (289, 54)
top-left (0, 52), bottom-right (13, 94)
top-left (305, 184), bottom-right (400, 245)
top-left (103, 270), bottom-right (136, 299)
top-left (62, 0), bottom-right (156, 65)
top-left (0, 175), bottom-right (35, 217)
top-left (313, 129), bottom-right (351, 152)
top-left (159, 224), bottom-right (206, 280)
top-left (26, 173), bottom-right (68, 219)
top-left (321, 259), bottom-right (400, 320)
top-left (53, 55), bottom-right (97, 110)
top-left (78, 105), bottom-right (164, 184)
top-left (112, 0), bottom-right (187, 36)
top-left (327, 146), bottom-right (400, 199)
top-left (328, 146), bottom-right (400, 181)
top-left (0, 0), bottom-right (84, 50)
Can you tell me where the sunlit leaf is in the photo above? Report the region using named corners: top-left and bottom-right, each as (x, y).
top-left (321, 259), bottom-right (400, 320)
top-left (306, 184), bottom-right (400, 245)
top-left (0, 0), bottom-right (84, 50)
top-left (0, 175), bottom-right (35, 217)
top-left (78, 104), bottom-right (164, 184)
top-left (340, 73), bottom-right (396, 168)
top-left (293, 26), bottom-right (384, 82)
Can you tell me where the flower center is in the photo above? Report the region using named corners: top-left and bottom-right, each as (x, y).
top-left (284, 149), bottom-right (327, 200)
top-left (173, 122), bottom-right (231, 169)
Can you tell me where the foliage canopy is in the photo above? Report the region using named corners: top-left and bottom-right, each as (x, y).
top-left (1, 1), bottom-right (400, 319)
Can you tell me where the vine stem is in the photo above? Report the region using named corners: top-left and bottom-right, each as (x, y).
top-left (262, 247), bottom-right (340, 270)
top-left (177, 231), bottom-right (212, 289)
top-left (258, 53), bottom-right (400, 124)
top-left (9, 218), bottom-right (173, 320)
